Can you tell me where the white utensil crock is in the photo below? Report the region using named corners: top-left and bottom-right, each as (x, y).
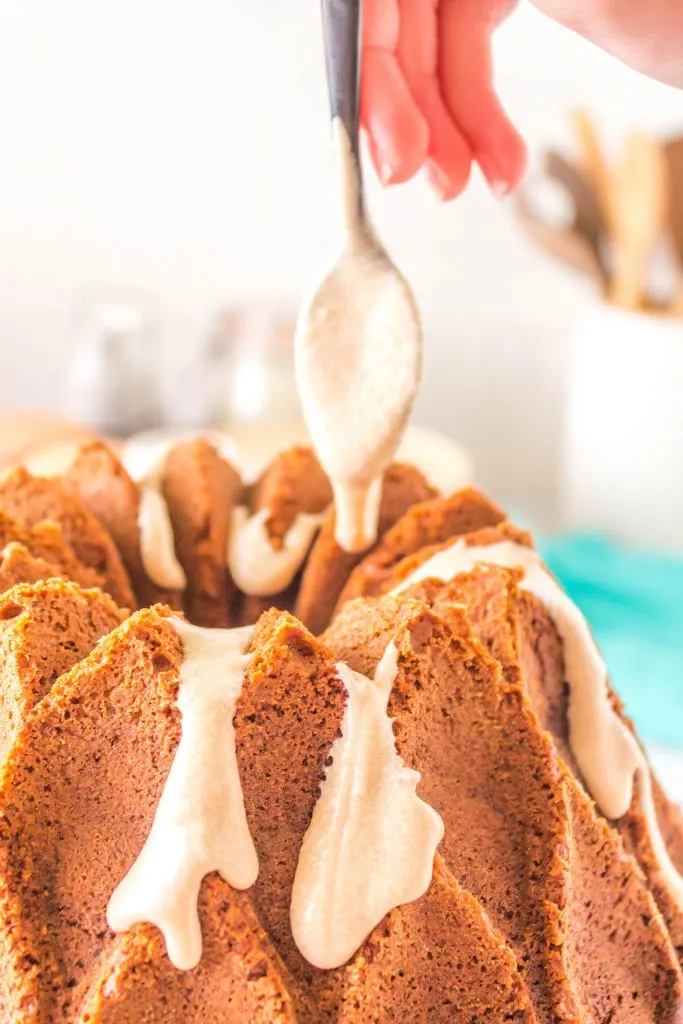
top-left (562, 300), bottom-right (683, 551)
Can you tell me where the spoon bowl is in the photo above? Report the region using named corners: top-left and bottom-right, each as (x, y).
top-left (296, 203), bottom-right (421, 551)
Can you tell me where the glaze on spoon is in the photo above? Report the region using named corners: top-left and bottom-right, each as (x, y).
top-left (295, 0), bottom-right (422, 554)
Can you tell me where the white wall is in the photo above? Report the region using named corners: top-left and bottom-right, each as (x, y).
top-left (1, 1), bottom-right (682, 517)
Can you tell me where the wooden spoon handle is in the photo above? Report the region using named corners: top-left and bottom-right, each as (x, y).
top-left (571, 109), bottom-right (613, 226)
top-left (514, 185), bottom-right (603, 283)
top-left (321, 0), bottom-right (364, 222)
top-left (609, 255), bottom-right (646, 310)
top-left (608, 133), bottom-right (666, 310)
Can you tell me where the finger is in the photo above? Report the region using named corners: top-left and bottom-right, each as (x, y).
top-left (361, 0), bottom-right (430, 184)
top-left (361, 48), bottom-right (430, 184)
top-left (439, 0), bottom-right (527, 195)
top-left (396, 0), bottom-right (472, 199)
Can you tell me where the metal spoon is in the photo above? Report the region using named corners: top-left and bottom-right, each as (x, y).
top-left (295, 0), bottom-right (422, 554)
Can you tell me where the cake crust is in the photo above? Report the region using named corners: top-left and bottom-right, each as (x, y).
top-left (295, 462), bottom-right (437, 634)
top-left (335, 487), bottom-right (507, 609)
top-left (0, 467), bottom-right (135, 608)
top-left (0, 509), bottom-right (104, 591)
top-left (162, 438), bottom-right (244, 628)
top-left (65, 440), bottom-right (182, 610)
top-left (0, 578), bottom-right (125, 764)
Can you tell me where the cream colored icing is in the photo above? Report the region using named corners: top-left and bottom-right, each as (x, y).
top-left (394, 539), bottom-right (683, 909)
top-left (295, 119), bottom-right (422, 555)
top-left (123, 438), bottom-right (188, 591)
top-left (137, 485), bottom-right (187, 591)
top-left (228, 506), bottom-right (325, 597)
top-left (290, 641), bottom-right (444, 970)
top-left (107, 618), bottom-right (258, 970)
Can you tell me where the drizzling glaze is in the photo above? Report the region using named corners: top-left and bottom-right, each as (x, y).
top-left (228, 506), bottom-right (324, 596)
top-left (123, 441), bottom-right (187, 591)
top-left (107, 618), bottom-right (258, 970)
top-left (394, 539), bottom-right (683, 909)
top-left (295, 120), bottom-right (422, 554)
top-left (291, 641), bottom-right (444, 969)
top-left (138, 485), bottom-right (187, 591)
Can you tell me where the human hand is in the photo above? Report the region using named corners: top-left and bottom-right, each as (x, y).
top-left (360, 0), bottom-right (683, 203)
top-left (533, 0), bottom-right (683, 89)
top-left (360, 0), bottom-right (527, 200)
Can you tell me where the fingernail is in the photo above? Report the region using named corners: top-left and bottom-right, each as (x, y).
top-left (426, 163), bottom-right (452, 202)
top-left (490, 179), bottom-right (511, 200)
top-left (379, 158), bottom-right (397, 186)
top-left (476, 153), bottom-right (512, 199)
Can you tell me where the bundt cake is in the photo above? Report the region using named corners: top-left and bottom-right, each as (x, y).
top-left (0, 438), bottom-right (680, 1021)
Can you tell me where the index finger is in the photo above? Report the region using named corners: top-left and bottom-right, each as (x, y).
top-left (361, 0), bottom-right (430, 184)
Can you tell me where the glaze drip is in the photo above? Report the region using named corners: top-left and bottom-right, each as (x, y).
top-left (228, 506), bottom-right (324, 596)
top-left (394, 538), bottom-right (683, 910)
top-left (107, 618), bottom-right (257, 970)
top-left (138, 485), bottom-right (187, 591)
top-left (291, 641), bottom-right (444, 969)
top-left (126, 443), bottom-right (187, 591)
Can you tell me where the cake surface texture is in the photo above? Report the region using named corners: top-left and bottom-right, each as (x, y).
top-left (0, 438), bottom-right (680, 1022)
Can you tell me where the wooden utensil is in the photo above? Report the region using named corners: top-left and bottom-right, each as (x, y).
top-left (571, 109), bottom-right (613, 225)
top-left (514, 183), bottom-right (605, 282)
top-left (607, 132), bottom-right (667, 310)
top-left (545, 149), bottom-right (608, 284)
top-left (663, 136), bottom-right (683, 314)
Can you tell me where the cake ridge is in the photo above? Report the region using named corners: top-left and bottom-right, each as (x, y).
top-left (0, 466), bottom-right (135, 608)
top-left (0, 507), bottom-right (104, 592)
top-left (375, 518), bottom-right (683, 959)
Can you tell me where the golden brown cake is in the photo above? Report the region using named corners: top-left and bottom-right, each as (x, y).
top-left (161, 437), bottom-right (244, 629)
top-left (0, 443), bottom-right (680, 1021)
top-left (65, 440), bottom-right (183, 610)
top-left (0, 467), bottom-right (135, 608)
top-left (0, 509), bottom-right (104, 591)
top-left (335, 486), bottom-right (507, 608)
top-left (294, 462), bottom-right (437, 634)
top-left (236, 446), bottom-right (333, 625)
top-left (0, 578), bottom-right (125, 762)
top-left (0, 542), bottom-right (68, 592)
top-left (362, 513), bottom-right (683, 957)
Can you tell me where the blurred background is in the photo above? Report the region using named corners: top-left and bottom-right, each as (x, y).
top-left (0, 1), bottom-right (681, 777)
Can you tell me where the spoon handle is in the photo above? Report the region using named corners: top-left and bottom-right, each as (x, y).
top-left (321, 0), bottom-right (364, 222)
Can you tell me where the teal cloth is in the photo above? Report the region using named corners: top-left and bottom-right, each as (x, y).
top-left (537, 533), bottom-right (683, 749)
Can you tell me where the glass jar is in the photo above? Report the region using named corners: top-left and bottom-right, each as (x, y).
top-left (63, 290), bottom-right (161, 437)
